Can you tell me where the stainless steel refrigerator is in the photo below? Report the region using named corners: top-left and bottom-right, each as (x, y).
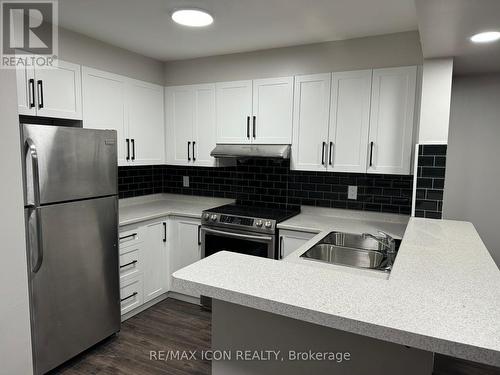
top-left (21, 124), bottom-right (120, 375)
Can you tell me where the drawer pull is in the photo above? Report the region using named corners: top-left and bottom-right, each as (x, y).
top-left (120, 292), bottom-right (138, 303)
top-left (119, 233), bottom-right (137, 241)
top-left (120, 260), bottom-right (137, 269)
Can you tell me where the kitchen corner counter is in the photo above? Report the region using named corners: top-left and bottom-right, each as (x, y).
top-left (173, 217), bottom-right (500, 367)
top-left (119, 194), bottom-right (233, 226)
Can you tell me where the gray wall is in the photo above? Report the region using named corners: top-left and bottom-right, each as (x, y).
top-left (0, 70), bottom-right (33, 373)
top-left (444, 74), bottom-right (500, 266)
top-left (59, 27), bottom-right (165, 84)
top-left (164, 31), bottom-right (422, 85)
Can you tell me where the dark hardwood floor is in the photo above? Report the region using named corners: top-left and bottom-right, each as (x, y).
top-left (50, 298), bottom-right (499, 375)
top-left (51, 298), bottom-right (211, 375)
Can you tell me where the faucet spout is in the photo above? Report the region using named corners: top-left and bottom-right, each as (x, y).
top-left (362, 231), bottom-right (396, 271)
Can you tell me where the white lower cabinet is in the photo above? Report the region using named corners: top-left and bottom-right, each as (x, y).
top-left (119, 218), bottom-right (168, 317)
top-left (120, 276), bottom-right (144, 315)
top-left (118, 216), bottom-right (202, 317)
top-left (142, 221), bottom-right (169, 303)
top-left (119, 244), bottom-right (142, 281)
top-left (279, 230), bottom-right (317, 259)
top-left (168, 216), bottom-right (202, 298)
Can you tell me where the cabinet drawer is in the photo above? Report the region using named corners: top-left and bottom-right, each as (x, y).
top-left (120, 276), bottom-right (143, 315)
top-left (119, 226), bottom-right (144, 249)
top-left (119, 246), bottom-right (141, 281)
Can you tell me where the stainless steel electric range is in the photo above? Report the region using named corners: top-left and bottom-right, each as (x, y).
top-left (199, 203), bottom-right (300, 308)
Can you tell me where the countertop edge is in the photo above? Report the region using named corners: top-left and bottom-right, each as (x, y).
top-left (172, 276), bottom-right (500, 367)
top-left (119, 211), bottom-right (202, 226)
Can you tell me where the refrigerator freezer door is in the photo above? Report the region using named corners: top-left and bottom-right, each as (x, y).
top-left (29, 196), bottom-right (120, 375)
top-left (22, 124), bottom-right (117, 205)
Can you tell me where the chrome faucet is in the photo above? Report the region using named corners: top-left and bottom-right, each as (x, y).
top-left (362, 231), bottom-right (396, 271)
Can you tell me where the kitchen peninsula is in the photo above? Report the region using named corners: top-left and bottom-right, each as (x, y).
top-left (173, 215), bottom-right (500, 374)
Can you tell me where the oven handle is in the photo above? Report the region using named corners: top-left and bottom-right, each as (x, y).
top-left (202, 227), bottom-right (273, 242)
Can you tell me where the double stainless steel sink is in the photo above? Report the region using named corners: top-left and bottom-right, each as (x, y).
top-left (300, 231), bottom-right (401, 272)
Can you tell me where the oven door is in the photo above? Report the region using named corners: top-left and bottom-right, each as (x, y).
top-left (201, 226), bottom-right (276, 260)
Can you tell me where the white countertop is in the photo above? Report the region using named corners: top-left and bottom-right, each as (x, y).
top-left (119, 193), bottom-right (233, 226)
top-left (173, 214), bottom-right (500, 367)
top-left (278, 205), bottom-right (409, 238)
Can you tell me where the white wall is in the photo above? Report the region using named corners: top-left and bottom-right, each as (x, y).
top-left (444, 74), bottom-right (500, 266)
top-left (418, 58), bottom-right (453, 144)
top-left (59, 27), bottom-right (165, 84)
top-left (164, 31), bottom-right (422, 85)
top-left (0, 70), bottom-right (33, 374)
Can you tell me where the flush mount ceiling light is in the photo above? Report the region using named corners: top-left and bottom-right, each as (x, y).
top-left (470, 31), bottom-right (500, 43)
top-left (171, 9), bottom-right (213, 27)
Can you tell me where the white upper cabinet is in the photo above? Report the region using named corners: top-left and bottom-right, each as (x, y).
top-left (329, 70), bottom-right (372, 173)
top-left (165, 86), bottom-right (194, 164)
top-left (127, 79), bottom-right (165, 165)
top-left (193, 84), bottom-right (217, 166)
top-left (216, 80), bottom-right (253, 144)
top-left (17, 60), bottom-right (82, 119)
top-left (16, 65), bottom-right (35, 116)
top-left (165, 83), bottom-right (217, 166)
top-left (291, 66), bottom-right (417, 175)
top-left (82, 67), bottom-right (165, 166)
top-left (252, 77), bottom-right (294, 144)
top-left (216, 77), bottom-right (294, 144)
top-left (368, 66), bottom-right (417, 174)
top-left (291, 73), bottom-right (331, 171)
top-left (82, 67), bottom-right (128, 165)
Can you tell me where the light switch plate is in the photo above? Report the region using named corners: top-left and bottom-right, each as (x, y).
top-left (183, 176), bottom-right (189, 187)
top-left (348, 185), bottom-right (358, 200)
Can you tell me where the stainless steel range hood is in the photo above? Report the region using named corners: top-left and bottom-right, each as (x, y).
top-left (211, 144), bottom-right (291, 159)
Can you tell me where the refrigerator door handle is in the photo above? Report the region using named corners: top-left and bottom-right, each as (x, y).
top-left (28, 207), bottom-right (44, 273)
top-left (25, 138), bottom-right (41, 207)
top-left (25, 138), bottom-right (44, 272)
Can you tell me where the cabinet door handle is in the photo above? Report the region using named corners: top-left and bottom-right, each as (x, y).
top-left (279, 236), bottom-right (284, 259)
top-left (198, 225), bottom-right (201, 246)
top-left (131, 139), bottom-right (135, 161)
top-left (28, 78), bottom-right (35, 108)
top-left (163, 222), bottom-right (167, 242)
top-left (321, 142), bottom-right (326, 165)
top-left (246, 116), bottom-right (250, 139)
top-left (126, 139), bottom-right (130, 161)
top-left (36, 80), bottom-right (44, 109)
top-left (120, 260), bottom-right (137, 269)
top-left (252, 116), bottom-right (256, 139)
top-left (120, 292), bottom-right (138, 303)
top-left (187, 141), bottom-right (191, 161)
top-left (369, 141), bottom-right (374, 167)
top-left (192, 141), bottom-right (196, 162)
top-left (329, 142), bottom-right (334, 165)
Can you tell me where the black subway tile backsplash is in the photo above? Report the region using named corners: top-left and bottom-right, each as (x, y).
top-left (119, 159), bottom-right (414, 214)
top-left (415, 145), bottom-right (447, 219)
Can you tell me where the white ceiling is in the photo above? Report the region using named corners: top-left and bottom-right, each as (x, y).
top-left (416, 0), bottom-right (500, 74)
top-left (58, 0), bottom-right (418, 61)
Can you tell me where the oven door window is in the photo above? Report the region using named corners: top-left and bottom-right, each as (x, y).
top-left (204, 231), bottom-right (272, 258)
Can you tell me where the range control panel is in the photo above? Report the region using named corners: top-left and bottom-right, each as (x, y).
top-left (219, 215), bottom-right (254, 226)
top-left (201, 212), bottom-right (276, 233)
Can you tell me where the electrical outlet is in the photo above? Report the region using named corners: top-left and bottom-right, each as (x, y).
top-left (183, 176), bottom-right (189, 187)
top-left (348, 185), bottom-right (358, 200)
